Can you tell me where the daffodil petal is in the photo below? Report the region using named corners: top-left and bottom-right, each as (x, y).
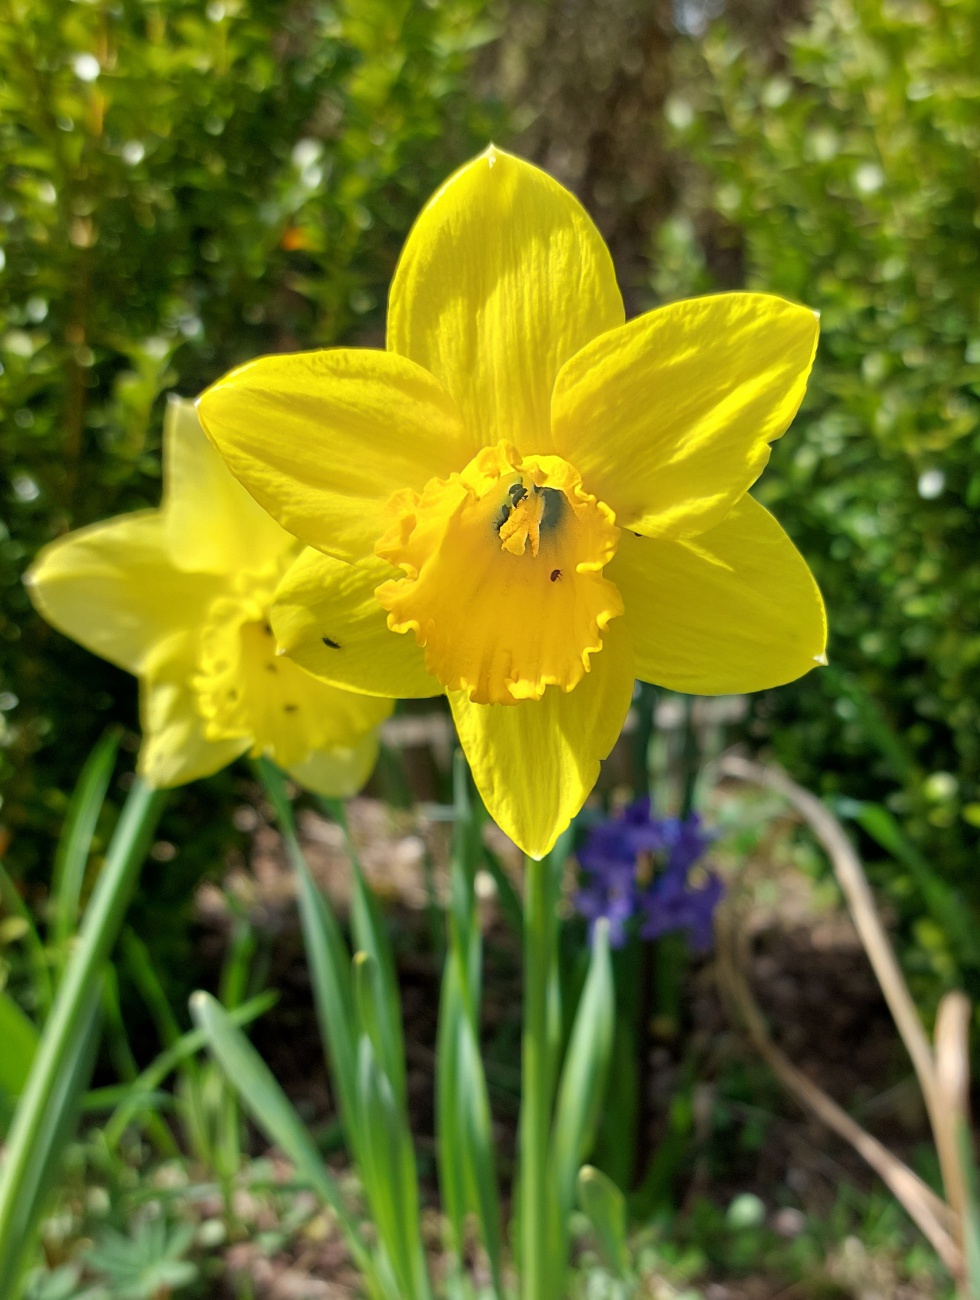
top-left (198, 349), bottom-right (468, 562)
top-left (388, 146), bottom-right (624, 456)
top-left (163, 397), bottom-right (293, 575)
top-left (611, 494), bottom-right (827, 694)
top-left (286, 732), bottom-right (380, 798)
top-left (552, 293), bottom-right (819, 538)
top-left (139, 633), bottom-right (248, 788)
top-left (271, 549), bottom-right (440, 699)
top-left (449, 617), bottom-right (634, 859)
top-left (25, 512), bottom-right (223, 676)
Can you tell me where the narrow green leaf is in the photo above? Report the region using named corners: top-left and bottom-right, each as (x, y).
top-left (51, 726), bottom-right (121, 964)
top-left (83, 1085), bottom-right (173, 1114)
top-left (189, 991), bottom-right (382, 1286)
top-left (120, 930), bottom-right (184, 1050)
top-left (293, 851), bottom-right (361, 1149)
top-left (550, 919), bottom-right (615, 1278)
top-left (437, 753), bottom-right (502, 1296)
top-left (103, 991), bottom-right (275, 1149)
top-left (435, 962), bottom-right (468, 1260)
top-left (101, 963), bottom-right (178, 1159)
top-left (0, 862), bottom-right (51, 1019)
top-left (0, 977), bottom-right (102, 1299)
top-left (0, 779), bottom-right (166, 1286)
top-left (256, 757), bottom-right (372, 1160)
top-left (0, 991), bottom-right (39, 1098)
top-left (455, 1005), bottom-right (504, 1294)
top-left (577, 1166), bottom-right (629, 1279)
top-left (592, 1020), bottom-right (639, 1190)
top-left (352, 954), bottom-right (431, 1297)
top-left (324, 794), bottom-right (408, 1111)
top-left (353, 951), bottom-right (387, 1064)
top-left (355, 1031), bottom-right (416, 1296)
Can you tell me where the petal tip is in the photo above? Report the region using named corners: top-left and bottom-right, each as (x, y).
top-left (814, 652), bottom-right (829, 666)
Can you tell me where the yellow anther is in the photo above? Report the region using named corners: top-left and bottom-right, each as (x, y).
top-left (499, 486), bottom-right (545, 557)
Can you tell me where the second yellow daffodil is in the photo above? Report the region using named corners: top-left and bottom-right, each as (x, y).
top-left (199, 147), bottom-right (827, 857)
top-left (27, 399), bottom-right (389, 795)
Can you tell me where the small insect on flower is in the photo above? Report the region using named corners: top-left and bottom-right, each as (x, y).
top-left (200, 146), bottom-right (826, 857)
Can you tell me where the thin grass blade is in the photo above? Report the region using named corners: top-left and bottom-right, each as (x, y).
top-left (0, 862), bottom-right (52, 1019)
top-left (435, 960), bottom-right (468, 1263)
top-left (455, 1003), bottom-right (504, 1294)
top-left (50, 726), bottom-right (121, 965)
top-left (104, 991), bottom-right (275, 1148)
top-left (0, 779), bottom-right (166, 1283)
top-left (189, 991), bottom-right (383, 1286)
top-left (355, 1029), bottom-right (431, 1300)
top-left (0, 991), bottom-right (39, 1100)
top-left (550, 918), bottom-right (615, 1276)
top-left (0, 977), bottom-right (102, 1299)
top-left (321, 793), bottom-right (407, 1111)
top-left (576, 1165), bottom-right (629, 1279)
top-left (254, 760), bottom-right (363, 1142)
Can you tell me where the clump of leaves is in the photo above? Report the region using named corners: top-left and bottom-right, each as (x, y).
top-left (84, 1218), bottom-right (197, 1300)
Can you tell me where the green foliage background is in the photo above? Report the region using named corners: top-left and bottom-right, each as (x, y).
top-left (655, 0), bottom-right (980, 987)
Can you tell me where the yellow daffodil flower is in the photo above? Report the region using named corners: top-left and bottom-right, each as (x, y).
top-left (198, 147), bottom-right (827, 857)
top-left (26, 399), bottom-right (389, 795)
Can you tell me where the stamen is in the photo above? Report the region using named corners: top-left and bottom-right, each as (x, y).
top-left (499, 480), bottom-right (546, 556)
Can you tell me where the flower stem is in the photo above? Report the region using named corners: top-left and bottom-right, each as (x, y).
top-left (0, 779), bottom-right (167, 1285)
top-left (520, 855), bottom-right (556, 1300)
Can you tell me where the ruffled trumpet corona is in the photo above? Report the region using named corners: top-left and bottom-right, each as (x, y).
top-left (199, 147), bottom-right (827, 857)
top-left (26, 399), bottom-right (390, 795)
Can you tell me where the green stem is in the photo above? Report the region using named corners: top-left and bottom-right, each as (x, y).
top-left (0, 778), bottom-right (167, 1274)
top-left (520, 855), bottom-right (556, 1300)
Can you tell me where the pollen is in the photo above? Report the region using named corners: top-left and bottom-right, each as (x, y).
top-left (374, 440), bottom-right (624, 705)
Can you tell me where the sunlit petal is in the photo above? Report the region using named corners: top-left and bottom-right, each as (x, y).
top-left (198, 349), bottom-right (468, 562)
top-left (271, 549), bottom-right (440, 698)
top-left (163, 397), bottom-right (292, 575)
top-left (552, 293), bottom-right (819, 538)
top-left (449, 618), bottom-right (635, 858)
top-left (388, 146), bottom-right (624, 456)
top-left (25, 512), bottom-right (223, 676)
top-left (612, 494), bottom-right (827, 694)
top-left (139, 633), bottom-right (248, 788)
top-left (285, 732), bottom-right (381, 799)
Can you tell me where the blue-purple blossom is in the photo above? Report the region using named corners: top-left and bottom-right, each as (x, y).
top-left (573, 800), bottom-right (723, 951)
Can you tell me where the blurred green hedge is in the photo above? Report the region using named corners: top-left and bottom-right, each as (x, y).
top-left (660, 0), bottom-right (980, 976)
top-left (0, 0), bottom-right (500, 878)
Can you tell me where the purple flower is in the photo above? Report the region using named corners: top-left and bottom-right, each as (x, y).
top-left (572, 801), bottom-right (722, 951)
top-left (638, 861), bottom-right (724, 953)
